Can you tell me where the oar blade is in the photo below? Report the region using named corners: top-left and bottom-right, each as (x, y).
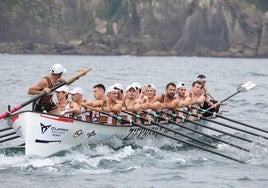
top-left (237, 81), bottom-right (256, 93)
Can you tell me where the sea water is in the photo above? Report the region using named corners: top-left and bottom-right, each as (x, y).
top-left (0, 54), bottom-right (267, 188)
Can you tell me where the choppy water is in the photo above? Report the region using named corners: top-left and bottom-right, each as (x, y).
top-left (0, 54), bottom-right (268, 188)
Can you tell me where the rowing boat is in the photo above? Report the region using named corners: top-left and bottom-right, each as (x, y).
top-left (7, 110), bottom-right (209, 157)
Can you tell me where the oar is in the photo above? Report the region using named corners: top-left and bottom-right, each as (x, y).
top-left (0, 67), bottom-right (92, 120)
top-left (141, 110), bottom-right (250, 152)
top-left (204, 81), bottom-right (256, 112)
top-left (0, 135), bottom-right (20, 143)
top-left (0, 131), bottom-right (17, 139)
top-left (120, 111), bottom-right (217, 149)
top-left (180, 110), bottom-right (268, 140)
top-left (164, 111), bottom-right (265, 146)
top-left (0, 127), bottom-right (13, 132)
top-left (196, 81), bottom-right (268, 135)
top-left (198, 108), bottom-right (268, 135)
top-left (100, 111), bottom-right (246, 163)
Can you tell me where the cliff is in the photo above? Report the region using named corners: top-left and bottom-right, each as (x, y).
top-left (0, 0), bottom-right (268, 57)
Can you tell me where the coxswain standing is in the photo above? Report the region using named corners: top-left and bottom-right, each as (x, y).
top-left (28, 64), bottom-right (66, 113)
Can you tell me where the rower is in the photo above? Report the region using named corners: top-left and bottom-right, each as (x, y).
top-left (120, 84), bottom-right (142, 124)
top-left (131, 82), bottom-right (142, 99)
top-left (69, 87), bottom-right (91, 122)
top-left (197, 74), bottom-right (220, 116)
top-left (93, 83), bottom-right (106, 100)
top-left (138, 84), bottom-right (161, 123)
top-left (86, 85), bottom-right (122, 125)
top-left (113, 83), bottom-right (124, 101)
top-left (50, 86), bottom-right (80, 118)
top-left (174, 82), bottom-right (191, 122)
top-left (188, 81), bottom-right (206, 121)
top-left (157, 82), bottom-right (177, 122)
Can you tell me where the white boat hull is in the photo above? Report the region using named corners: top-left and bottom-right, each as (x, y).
top-left (8, 111), bottom-right (208, 157)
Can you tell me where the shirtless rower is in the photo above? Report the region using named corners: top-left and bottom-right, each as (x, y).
top-left (174, 82), bottom-right (191, 122)
top-left (28, 64), bottom-right (66, 112)
top-left (93, 83), bottom-right (106, 100)
top-left (131, 82), bottom-right (142, 99)
top-left (120, 84), bottom-right (142, 123)
top-left (113, 83), bottom-right (124, 101)
top-left (156, 82), bottom-right (177, 121)
top-left (138, 84), bottom-right (161, 122)
top-left (86, 85), bottom-right (122, 125)
top-left (122, 84), bottom-right (141, 113)
top-left (188, 81), bottom-right (206, 121)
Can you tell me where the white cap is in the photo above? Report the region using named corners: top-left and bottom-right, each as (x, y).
top-left (177, 82), bottom-right (186, 89)
top-left (125, 84), bottom-right (136, 92)
top-left (147, 84), bottom-right (157, 91)
top-left (113, 83), bottom-right (123, 91)
top-left (56, 86), bottom-right (69, 93)
top-left (51, 64), bottom-right (67, 74)
top-left (131, 82), bottom-right (142, 89)
top-left (106, 85), bottom-right (118, 94)
top-left (69, 87), bottom-right (83, 95)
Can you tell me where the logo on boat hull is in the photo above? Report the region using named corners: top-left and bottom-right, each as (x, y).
top-left (40, 123), bottom-right (51, 134)
top-left (87, 130), bottom-right (96, 138)
top-left (73, 129), bottom-right (83, 138)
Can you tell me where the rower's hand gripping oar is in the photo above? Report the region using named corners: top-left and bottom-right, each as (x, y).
top-left (205, 81), bottom-right (256, 112)
top-left (100, 111), bottom-right (246, 163)
top-left (0, 67), bottom-right (92, 120)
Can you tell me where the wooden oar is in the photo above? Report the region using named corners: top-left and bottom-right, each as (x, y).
top-left (164, 111), bottom-right (265, 146)
top-left (0, 67), bottom-right (92, 120)
top-left (140, 110), bottom-right (250, 152)
top-left (179, 110), bottom-right (268, 140)
top-left (100, 111), bottom-right (246, 163)
top-left (120, 111), bottom-right (217, 149)
top-left (204, 81), bottom-right (256, 112)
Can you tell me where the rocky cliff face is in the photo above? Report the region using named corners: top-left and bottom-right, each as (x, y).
top-left (0, 0), bottom-right (267, 57)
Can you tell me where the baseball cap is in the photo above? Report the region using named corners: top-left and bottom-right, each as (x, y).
top-left (51, 64), bottom-right (67, 74)
top-left (125, 84), bottom-right (136, 92)
top-left (131, 82), bottom-right (142, 89)
top-left (69, 87), bottom-right (83, 95)
top-left (177, 82), bottom-right (186, 89)
top-left (106, 85), bottom-right (118, 94)
top-left (56, 86), bottom-right (69, 93)
top-left (197, 74), bottom-right (206, 81)
top-left (147, 84), bottom-right (157, 91)
top-left (113, 83), bottom-right (123, 91)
